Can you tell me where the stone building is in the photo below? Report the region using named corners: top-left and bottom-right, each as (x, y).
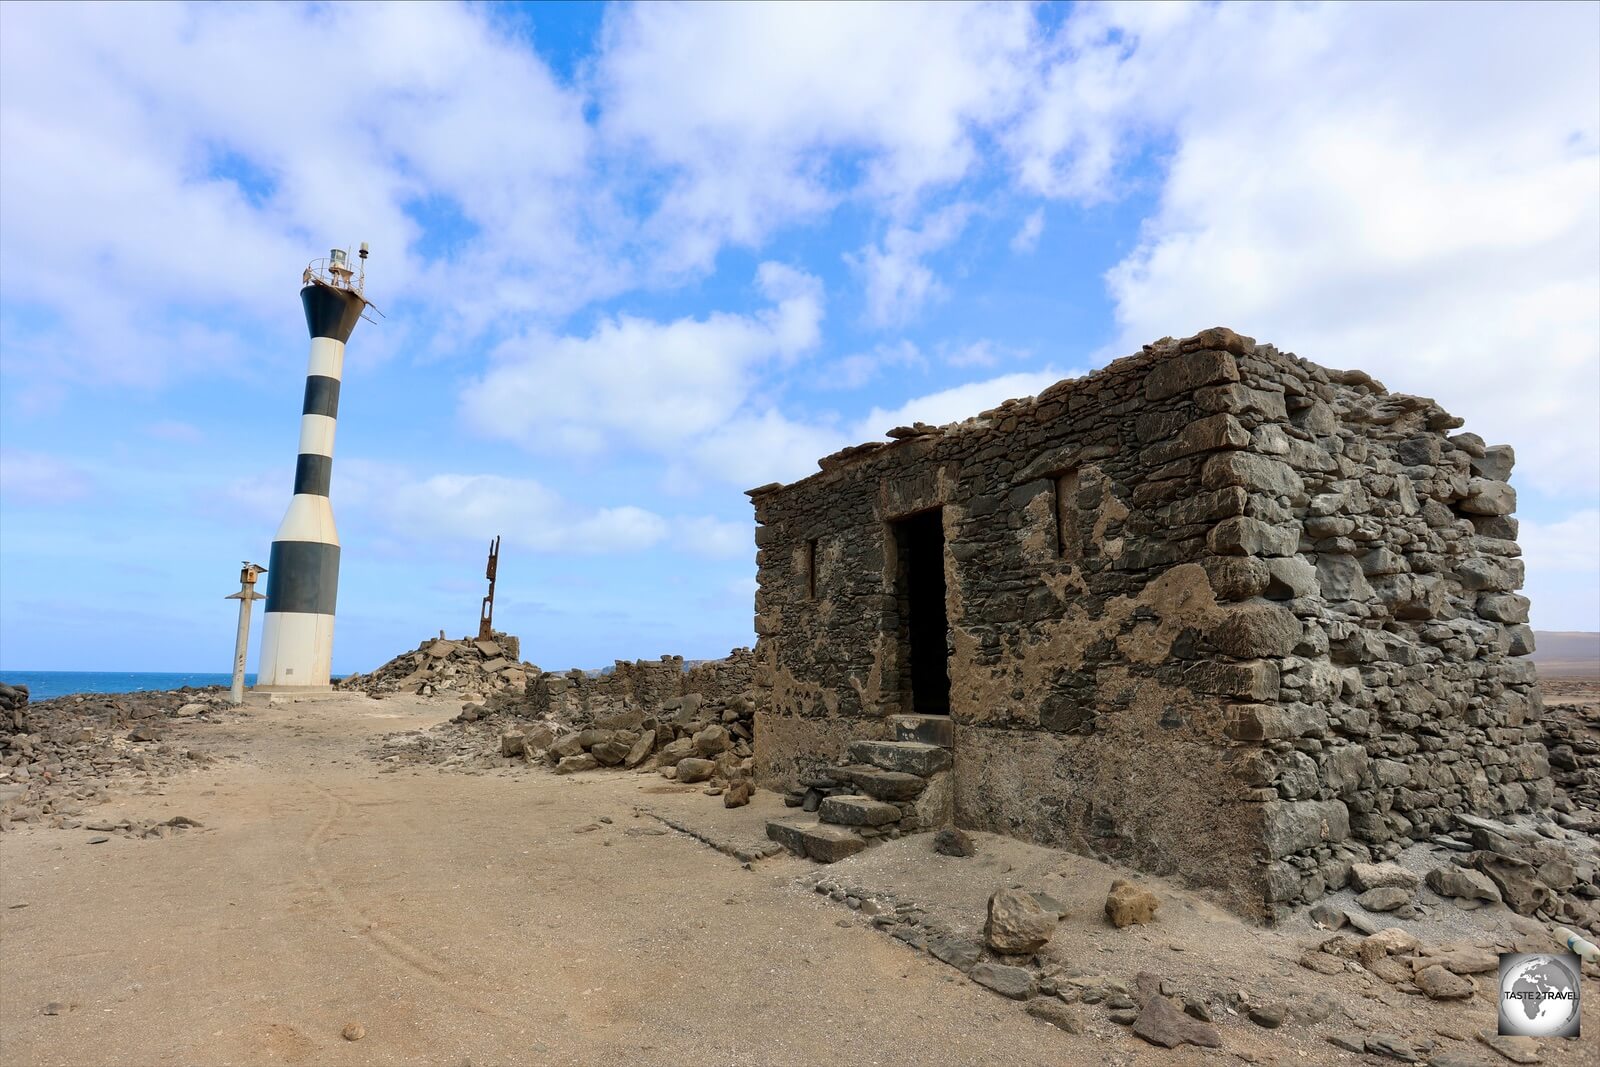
top-left (747, 328), bottom-right (1550, 921)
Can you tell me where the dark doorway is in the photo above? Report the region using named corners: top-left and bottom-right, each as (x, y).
top-left (893, 508), bottom-right (951, 716)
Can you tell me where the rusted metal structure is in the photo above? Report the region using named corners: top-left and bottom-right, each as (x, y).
top-left (477, 535), bottom-right (501, 641)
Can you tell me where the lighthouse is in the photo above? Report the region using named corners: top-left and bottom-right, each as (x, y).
top-left (256, 246), bottom-right (371, 690)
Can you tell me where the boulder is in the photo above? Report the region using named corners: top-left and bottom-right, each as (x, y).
top-left (1349, 862), bottom-right (1420, 892)
top-left (499, 731), bottom-right (526, 758)
top-left (590, 740), bottom-right (630, 766)
top-left (1425, 865), bottom-right (1501, 904)
top-left (1356, 886), bottom-right (1412, 913)
top-left (985, 887), bottom-right (1057, 955)
top-left (1105, 879), bottom-right (1160, 928)
top-left (692, 724), bottom-right (731, 757)
top-left (554, 754), bottom-right (597, 775)
top-left (675, 757), bottom-right (716, 784)
top-left (622, 730), bottom-right (656, 768)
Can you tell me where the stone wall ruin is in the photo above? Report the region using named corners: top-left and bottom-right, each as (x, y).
top-left (748, 327), bottom-right (1550, 922)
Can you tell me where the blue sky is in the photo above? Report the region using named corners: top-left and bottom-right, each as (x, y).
top-left (1, 1), bottom-right (1596, 673)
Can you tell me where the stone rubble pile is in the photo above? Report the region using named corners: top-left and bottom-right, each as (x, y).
top-left (1541, 683), bottom-right (1600, 831)
top-left (525, 692), bottom-right (759, 803)
top-left (0, 683), bottom-right (227, 832)
top-left (338, 632), bottom-right (528, 697)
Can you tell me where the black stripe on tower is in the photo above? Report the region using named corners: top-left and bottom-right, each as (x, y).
top-left (265, 540), bottom-right (341, 615)
top-left (293, 453), bottom-right (333, 496)
top-left (302, 375), bottom-right (341, 418)
top-left (302, 282), bottom-right (365, 343)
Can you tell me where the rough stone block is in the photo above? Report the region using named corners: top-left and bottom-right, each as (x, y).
top-left (1145, 349), bottom-right (1240, 401)
top-left (1202, 452), bottom-right (1305, 498)
top-left (847, 740), bottom-right (952, 776)
top-left (1209, 602), bottom-right (1302, 658)
top-left (1262, 800), bottom-right (1350, 858)
top-left (1207, 517), bottom-right (1300, 557)
top-left (1225, 703), bottom-right (1327, 740)
top-left (818, 794), bottom-right (902, 826)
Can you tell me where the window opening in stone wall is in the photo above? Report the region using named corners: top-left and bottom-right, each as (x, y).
top-left (1055, 468), bottom-right (1081, 561)
top-left (891, 508), bottom-right (951, 716)
top-left (805, 539), bottom-right (818, 601)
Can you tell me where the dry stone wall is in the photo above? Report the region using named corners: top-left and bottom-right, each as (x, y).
top-left (749, 328), bottom-right (1550, 922)
top-left (523, 648), bottom-right (755, 725)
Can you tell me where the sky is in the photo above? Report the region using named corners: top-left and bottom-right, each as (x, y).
top-left (0, 1), bottom-right (1596, 674)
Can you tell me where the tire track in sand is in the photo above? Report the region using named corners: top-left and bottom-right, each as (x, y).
top-left (297, 781), bottom-right (518, 1023)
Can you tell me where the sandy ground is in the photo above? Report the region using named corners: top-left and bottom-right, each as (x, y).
top-left (1, 692), bottom-right (1592, 1066)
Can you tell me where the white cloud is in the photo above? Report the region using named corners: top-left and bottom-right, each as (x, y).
top-left (1520, 509), bottom-right (1600, 631)
top-left (596, 2), bottom-right (1037, 270)
top-left (461, 263), bottom-right (824, 457)
top-left (850, 202), bottom-right (975, 327)
top-left (673, 516), bottom-right (752, 559)
top-left (1010, 208), bottom-right (1045, 253)
top-left (824, 340), bottom-right (925, 390)
top-left (0, 450), bottom-right (93, 505)
top-left (1007, 4), bottom-right (1600, 498)
top-left (383, 472), bottom-right (669, 554)
top-left (854, 369), bottom-right (1071, 440)
top-left (680, 410), bottom-right (848, 490)
top-left (0, 2), bottom-right (600, 389)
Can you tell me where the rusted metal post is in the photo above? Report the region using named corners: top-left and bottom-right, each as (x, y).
top-left (478, 536), bottom-right (500, 641)
top-left (226, 562), bottom-right (267, 705)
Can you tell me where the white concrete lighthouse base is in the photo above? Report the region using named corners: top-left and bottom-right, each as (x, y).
top-left (257, 610), bottom-right (335, 688)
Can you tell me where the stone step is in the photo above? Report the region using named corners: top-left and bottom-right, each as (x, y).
top-left (765, 818), bottom-right (868, 863)
top-left (889, 714), bottom-right (954, 747)
top-left (824, 763), bottom-right (929, 801)
top-left (848, 739), bottom-right (952, 777)
top-left (818, 794), bottom-right (902, 827)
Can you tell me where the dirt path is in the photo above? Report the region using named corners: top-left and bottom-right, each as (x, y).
top-left (3, 692), bottom-right (1592, 1067)
top-left (0, 694), bottom-right (1077, 1067)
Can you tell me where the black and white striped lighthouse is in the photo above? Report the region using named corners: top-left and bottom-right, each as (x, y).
top-left (257, 246), bottom-right (371, 690)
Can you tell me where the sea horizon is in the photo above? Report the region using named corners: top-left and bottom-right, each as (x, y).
top-left (0, 670), bottom-right (288, 702)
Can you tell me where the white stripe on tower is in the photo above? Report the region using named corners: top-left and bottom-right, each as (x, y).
top-left (258, 260), bottom-right (366, 690)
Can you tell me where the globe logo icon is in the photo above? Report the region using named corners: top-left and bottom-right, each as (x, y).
top-left (1498, 953), bottom-right (1581, 1038)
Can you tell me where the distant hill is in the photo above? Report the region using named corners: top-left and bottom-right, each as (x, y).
top-left (1532, 631), bottom-right (1600, 678)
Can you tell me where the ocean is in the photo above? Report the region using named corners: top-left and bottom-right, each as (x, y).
top-left (0, 671), bottom-right (259, 701)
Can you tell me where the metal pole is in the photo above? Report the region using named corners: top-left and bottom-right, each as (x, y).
top-left (227, 563), bottom-right (267, 705)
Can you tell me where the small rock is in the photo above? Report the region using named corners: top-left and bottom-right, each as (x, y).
top-left (41, 1002), bottom-right (64, 1016)
top-left (928, 935), bottom-right (982, 972)
top-left (1328, 1034), bottom-right (1366, 1054)
top-left (1248, 1004), bottom-right (1286, 1029)
top-left (1300, 950), bottom-right (1346, 976)
top-left (1132, 994), bottom-right (1222, 1049)
top-left (985, 887), bottom-right (1056, 954)
top-left (1475, 1029), bottom-right (1541, 1064)
top-left (1310, 902), bottom-right (1346, 929)
top-left (1414, 966), bottom-right (1474, 1000)
top-left (499, 732), bottom-right (526, 758)
top-left (1105, 878), bottom-right (1159, 928)
top-left (1025, 998), bottom-right (1082, 1034)
top-left (342, 1022), bottom-right (366, 1041)
top-left (1364, 1034), bottom-right (1418, 1062)
top-left (969, 962), bottom-right (1036, 1000)
top-left (723, 778), bottom-right (752, 808)
top-left (1109, 1008), bottom-right (1139, 1025)
top-left (933, 826), bottom-right (975, 857)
